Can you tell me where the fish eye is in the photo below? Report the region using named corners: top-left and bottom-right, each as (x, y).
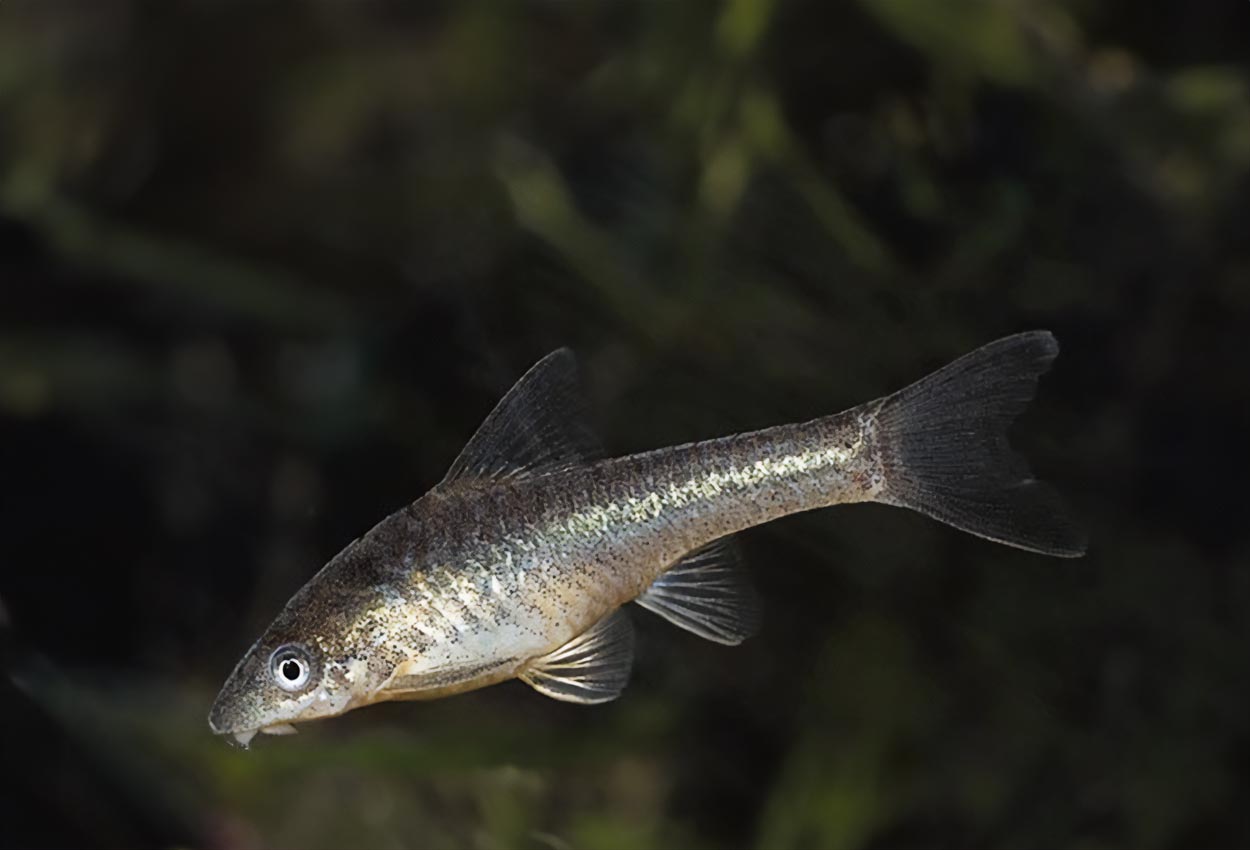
top-left (269, 645), bottom-right (313, 692)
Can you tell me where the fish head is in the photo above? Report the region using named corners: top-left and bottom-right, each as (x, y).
top-left (207, 579), bottom-right (386, 747)
top-left (209, 507), bottom-right (431, 746)
top-left (207, 627), bottom-right (365, 747)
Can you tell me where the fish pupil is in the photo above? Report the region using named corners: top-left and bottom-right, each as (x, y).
top-left (281, 659), bottom-right (302, 681)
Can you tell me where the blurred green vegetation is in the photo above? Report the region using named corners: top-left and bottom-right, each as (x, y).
top-left (2, 1), bottom-right (1249, 848)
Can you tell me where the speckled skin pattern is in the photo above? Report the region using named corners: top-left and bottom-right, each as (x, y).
top-left (208, 404), bottom-right (887, 738)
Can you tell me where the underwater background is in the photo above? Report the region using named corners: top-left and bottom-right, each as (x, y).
top-left (2, 1), bottom-right (1250, 847)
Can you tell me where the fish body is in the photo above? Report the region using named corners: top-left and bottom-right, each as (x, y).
top-left (209, 332), bottom-right (1085, 746)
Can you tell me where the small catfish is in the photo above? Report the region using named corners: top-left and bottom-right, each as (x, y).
top-left (209, 332), bottom-right (1085, 746)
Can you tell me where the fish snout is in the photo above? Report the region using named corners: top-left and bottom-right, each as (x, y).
top-left (207, 671), bottom-right (257, 739)
top-left (207, 692), bottom-right (236, 736)
top-left (207, 701), bottom-right (226, 735)
top-left (208, 698), bottom-right (261, 748)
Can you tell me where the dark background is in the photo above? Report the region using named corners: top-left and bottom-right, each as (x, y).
top-left (2, 1), bottom-right (1249, 848)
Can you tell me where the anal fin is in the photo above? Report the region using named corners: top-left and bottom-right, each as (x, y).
top-left (519, 610), bottom-right (634, 704)
top-left (635, 537), bottom-right (760, 645)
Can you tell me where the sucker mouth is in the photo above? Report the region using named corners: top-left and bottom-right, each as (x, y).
top-left (217, 723), bottom-right (300, 749)
top-left (229, 728), bottom-right (258, 749)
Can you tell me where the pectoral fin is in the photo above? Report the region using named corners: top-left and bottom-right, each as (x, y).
top-left (519, 610), bottom-right (634, 704)
top-left (635, 537), bottom-right (760, 645)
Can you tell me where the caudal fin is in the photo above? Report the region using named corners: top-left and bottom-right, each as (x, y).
top-left (873, 331), bottom-right (1086, 557)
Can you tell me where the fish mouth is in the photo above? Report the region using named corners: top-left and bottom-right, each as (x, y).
top-left (209, 722), bottom-right (300, 749)
top-left (206, 711), bottom-right (257, 748)
top-left (208, 687), bottom-right (299, 747)
top-left (208, 703), bottom-right (300, 749)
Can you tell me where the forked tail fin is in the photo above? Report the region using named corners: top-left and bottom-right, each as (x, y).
top-left (872, 331), bottom-right (1087, 557)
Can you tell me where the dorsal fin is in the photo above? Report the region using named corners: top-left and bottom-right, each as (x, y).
top-left (439, 349), bottom-right (603, 487)
top-left (519, 609), bottom-right (634, 704)
top-left (635, 537), bottom-right (760, 645)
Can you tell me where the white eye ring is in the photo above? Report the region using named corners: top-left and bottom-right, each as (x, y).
top-left (270, 645), bottom-right (312, 692)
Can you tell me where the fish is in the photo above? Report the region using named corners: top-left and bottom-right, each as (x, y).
top-left (208, 331), bottom-right (1085, 747)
